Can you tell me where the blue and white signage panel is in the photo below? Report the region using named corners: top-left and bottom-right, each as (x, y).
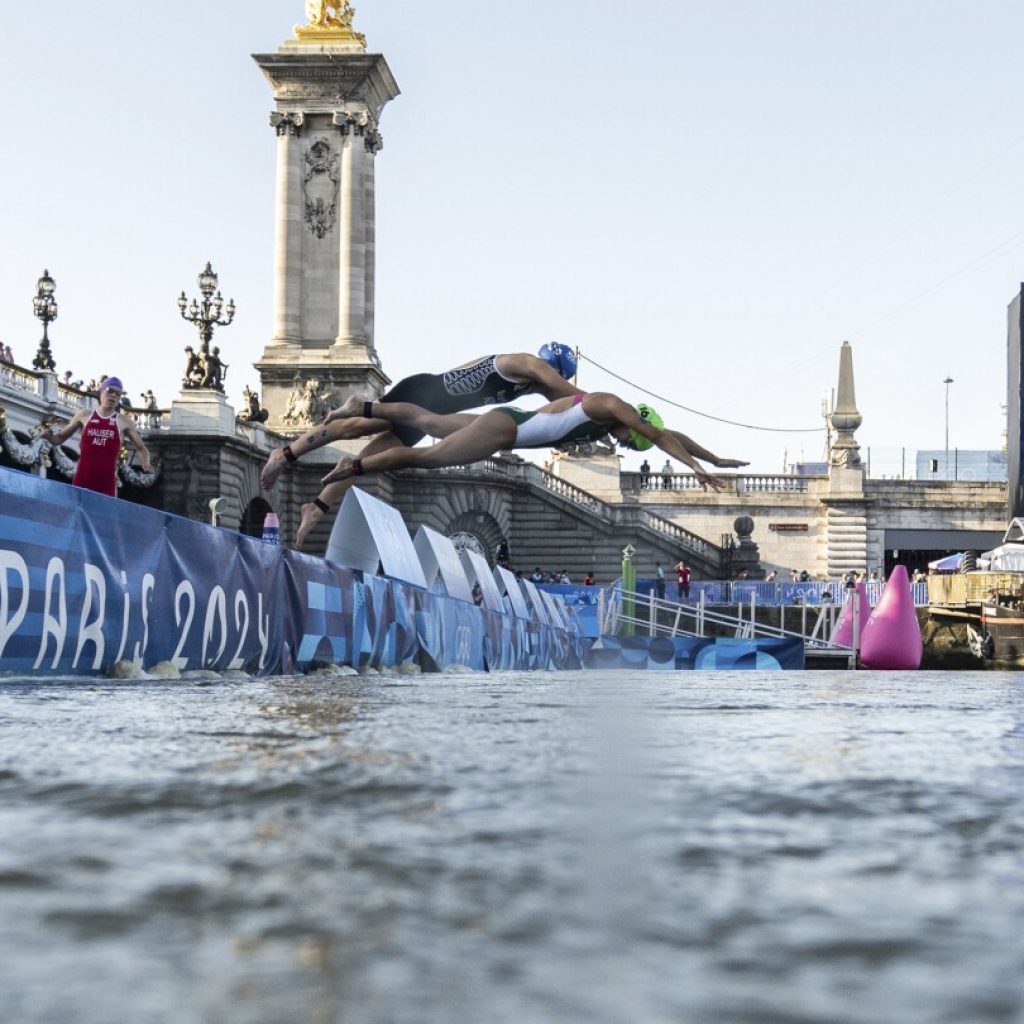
top-left (459, 549), bottom-right (504, 612)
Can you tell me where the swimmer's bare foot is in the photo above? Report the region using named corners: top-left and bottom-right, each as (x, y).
top-left (321, 454), bottom-right (355, 486)
top-left (261, 447), bottom-right (288, 490)
top-left (324, 395), bottom-right (367, 425)
top-left (715, 458), bottom-right (749, 469)
top-left (296, 502), bottom-right (324, 549)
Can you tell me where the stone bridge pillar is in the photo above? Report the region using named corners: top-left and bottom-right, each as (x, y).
top-left (253, 7), bottom-right (399, 433)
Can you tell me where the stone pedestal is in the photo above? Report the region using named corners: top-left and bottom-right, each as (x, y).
top-left (825, 466), bottom-right (869, 576)
top-left (169, 390), bottom-right (237, 436)
top-left (253, 36), bottom-right (399, 431)
top-left (549, 453), bottom-right (622, 501)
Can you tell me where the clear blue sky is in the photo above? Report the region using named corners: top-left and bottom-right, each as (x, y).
top-left (1, 1), bottom-right (1022, 473)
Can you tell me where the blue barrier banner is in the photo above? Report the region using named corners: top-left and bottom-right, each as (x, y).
top-left (584, 634), bottom-right (804, 671)
top-left (535, 583), bottom-right (601, 638)
top-left (0, 468), bottom-right (582, 677)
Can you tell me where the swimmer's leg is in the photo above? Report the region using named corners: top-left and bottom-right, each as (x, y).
top-left (297, 431), bottom-right (404, 547)
top-left (322, 410), bottom-right (514, 484)
top-left (261, 415), bottom-right (391, 489)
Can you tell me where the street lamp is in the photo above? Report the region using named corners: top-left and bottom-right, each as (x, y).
top-left (31, 269), bottom-right (58, 372)
top-left (178, 261), bottom-right (235, 392)
top-left (943, 376), bottom-right (954, 480)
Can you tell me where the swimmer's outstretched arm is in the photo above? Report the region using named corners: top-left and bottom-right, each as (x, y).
top-left (665, 429), bottom-right (748, 469)
top-left (585, 393), bottom-right (729, 491)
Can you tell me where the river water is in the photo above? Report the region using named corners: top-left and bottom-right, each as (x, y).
top-left (0, 669), bottom-right (1021, 1024)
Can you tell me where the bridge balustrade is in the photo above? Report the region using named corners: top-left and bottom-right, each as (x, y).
top-left (0, 364), bottom-right (42, 395)
top-left (627, 471), bottom-right (819, 493)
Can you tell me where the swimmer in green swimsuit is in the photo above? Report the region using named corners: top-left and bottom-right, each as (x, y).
top-left (320, 391), bottom-right (745, 490)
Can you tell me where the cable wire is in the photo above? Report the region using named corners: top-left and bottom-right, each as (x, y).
top-left (578, 352), bottom-right (826, 434)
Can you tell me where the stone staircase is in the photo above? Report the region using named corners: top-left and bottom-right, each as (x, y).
top-left (383, 458), bottom-right (727, 581)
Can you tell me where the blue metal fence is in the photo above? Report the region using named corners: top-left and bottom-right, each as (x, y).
top-left (637, 579), bottom-right (928, 607)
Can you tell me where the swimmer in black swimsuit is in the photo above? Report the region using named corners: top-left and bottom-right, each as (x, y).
top-left (319, 392), bottom-right (745, 494)
top-left (261, 344), bottom-right (580, 547)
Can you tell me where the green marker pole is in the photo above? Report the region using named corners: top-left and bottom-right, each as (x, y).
top-left (621, 544), bottom-right (636, 636)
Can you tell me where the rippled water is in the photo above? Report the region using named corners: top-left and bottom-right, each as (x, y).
top-left (0, 670), bottom-right (1022, 1024)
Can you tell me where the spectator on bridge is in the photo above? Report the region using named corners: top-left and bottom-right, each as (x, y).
top-left (260, 345), bottom-right (583, 547)
top-left (639, 458), bottom-right (651, 488)
top-left (799, 569), bottom-right (810, 582)
top-left (789, 568), bottom-right (798, 582)
top-left (560, 569), bottom-right (571, 584)
top-left (583, 571), bottom-right (594, 586)
top-left (675, 561), bottom-right (691, 601)
top-left (531, 567), bottom-right (544, 584)
top-left (655, 562), bottom-right (666, 599)
top-left (661, 459), bottom-right (673, 489)
top-left (764, 569), bottom-right (777, 582)
top-left (316, 394), bottom-right (746, 517)
top-left (496, 539), bottom-right (512, 570)
top-left (2, 344), bottom-right (13, 364)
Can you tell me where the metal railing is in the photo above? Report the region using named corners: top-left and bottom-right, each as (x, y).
top-left (601, 585), bottom-right (858, 667)
top-left (643, 579), bottom-right (929, 607)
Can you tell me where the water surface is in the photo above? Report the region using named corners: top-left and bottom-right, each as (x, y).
top-left (0, 670), bottom-right (1021, 1023)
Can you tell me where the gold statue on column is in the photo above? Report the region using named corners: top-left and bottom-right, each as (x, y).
top-left (295, 1), bottom-right (367, 48)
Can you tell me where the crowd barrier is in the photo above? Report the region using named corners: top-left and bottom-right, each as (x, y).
top-left (0, 468), bottom-right (584, 677)
top-left (585, 635), bottom-right (805, 670)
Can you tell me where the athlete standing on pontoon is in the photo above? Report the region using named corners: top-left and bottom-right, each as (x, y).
top-left (261, 344), bottom-right (582, 546)
top-left (317, 392), bottom-right (746, 491)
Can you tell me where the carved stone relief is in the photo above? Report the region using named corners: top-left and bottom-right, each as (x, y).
top-left (302, 137), bottom-right (339, 239)
top-left (282, 378), bottom-right (338, 426)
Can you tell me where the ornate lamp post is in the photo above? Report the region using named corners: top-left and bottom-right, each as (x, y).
top-left (32, 269), bottom-right (58, 371)
top-left (177, 262), bottom-right (235, 392)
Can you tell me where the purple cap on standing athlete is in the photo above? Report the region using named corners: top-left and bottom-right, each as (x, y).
top-left (102, 377), bottom-right (124, 392)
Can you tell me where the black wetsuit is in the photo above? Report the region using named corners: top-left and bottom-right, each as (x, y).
top-left (381, 355), bottom-right (534, 446)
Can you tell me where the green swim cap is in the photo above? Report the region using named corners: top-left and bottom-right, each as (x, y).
top-left (628, 403), bottom-right (663, 450)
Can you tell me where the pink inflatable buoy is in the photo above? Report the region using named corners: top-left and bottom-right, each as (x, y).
top-left (831, 581), bottom-right (872, 648)
top-left (859, 565), bottom-right (922, 670)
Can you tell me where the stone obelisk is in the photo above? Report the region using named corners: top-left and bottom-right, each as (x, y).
top-left (253, 3), bottom-right (400, 430)
top-left (824, 340), bottom-right (869, 577)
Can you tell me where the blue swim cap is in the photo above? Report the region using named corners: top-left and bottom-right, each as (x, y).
top-left (626, 403), bottom-right (663, 451)
top-left (538, 342), bottom-right (578, 380)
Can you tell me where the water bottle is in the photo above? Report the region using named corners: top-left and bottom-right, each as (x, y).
top-left (262, 512), bottom-right (280, 545)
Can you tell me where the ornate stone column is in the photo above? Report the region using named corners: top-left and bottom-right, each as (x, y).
top-left (333, 111), bottom-right (371, 352)
top-left (269, 112), bottom-right (304, 347)
top-left (253, 4), bottom-right (399, 431)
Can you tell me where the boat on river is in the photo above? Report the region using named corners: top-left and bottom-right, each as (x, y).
top-left (927, 518), bottom-right (1024, 664)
